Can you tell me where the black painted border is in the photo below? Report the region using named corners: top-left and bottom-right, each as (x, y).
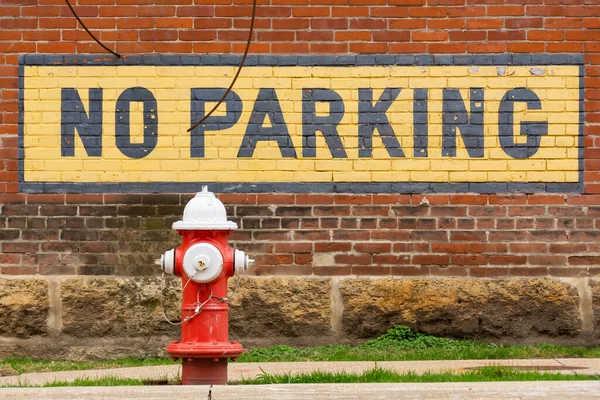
top-left (18, 53), bottom-right (585, 194)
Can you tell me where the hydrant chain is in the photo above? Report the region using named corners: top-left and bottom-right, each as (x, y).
top-left (160, 271), bottom-right (185, 326)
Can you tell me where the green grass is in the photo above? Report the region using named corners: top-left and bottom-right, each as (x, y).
top-left (1, 375), bottom-right (173, 388)
top-left (236, 343), bottom-right (600, 363)
top-left (238, 366), bottom-right (600, 385)
top-left (2, 367), bottom-right (599, 387)
top-left (2, 326), bottom-right (600, 375)
top-left (236, 326), bottom-right (600, 362)
top-left (0, 357), bottom-right (177, 375)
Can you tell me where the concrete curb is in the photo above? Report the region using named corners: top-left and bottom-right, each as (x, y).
top-left (2, 381), bottom-right (600, 400)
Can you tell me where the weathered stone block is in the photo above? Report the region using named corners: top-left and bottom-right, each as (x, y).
top-left (340, 278), bottom-right (582, 340)
top-left (0, 278), bottom-right (49, 338)
top-left (60, 277), bottom-right (180, 337)
top-left (589, 279), bottom-right (600, 339)
top-left (229, 277), bottom-right (332, 341)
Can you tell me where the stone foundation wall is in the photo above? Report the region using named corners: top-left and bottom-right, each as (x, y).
top-left (0, 275), bottom-right (597, 360)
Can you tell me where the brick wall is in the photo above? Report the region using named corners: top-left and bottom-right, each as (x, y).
top-left (1, 192), bottom-right (599, 277)
top-left (1, 0), bottom-right (600, 280)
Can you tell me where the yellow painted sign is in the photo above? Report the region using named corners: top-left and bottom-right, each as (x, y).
top-left (22, 64), bottom-right (581, 186)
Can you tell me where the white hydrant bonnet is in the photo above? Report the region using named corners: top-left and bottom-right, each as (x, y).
top-left (172, 186), bottom-right (238, 231)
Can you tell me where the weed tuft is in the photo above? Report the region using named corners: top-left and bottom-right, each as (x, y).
top-left (360, 325), bottom-right (466, 350)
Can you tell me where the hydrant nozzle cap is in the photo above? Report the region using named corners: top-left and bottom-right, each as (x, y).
top-left (172, 187), bottom-right (238, 231)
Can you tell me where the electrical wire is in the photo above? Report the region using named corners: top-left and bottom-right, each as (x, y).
top-left (187, 0), bottom-right (257, 132)
top-left (64, 0), bottom-right (121, 58)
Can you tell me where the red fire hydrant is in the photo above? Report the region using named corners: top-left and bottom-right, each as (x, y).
top-left (157, 186), bottom-right (254, 385)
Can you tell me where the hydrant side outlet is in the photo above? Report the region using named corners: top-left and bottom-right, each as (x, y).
top-left (158, 186), bottom-right (253, 385)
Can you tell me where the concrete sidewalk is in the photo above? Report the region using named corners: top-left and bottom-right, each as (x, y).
top-left (0, 358), bottom-right (599, 386)
top-left (1, 381), bottom-right (600, 400)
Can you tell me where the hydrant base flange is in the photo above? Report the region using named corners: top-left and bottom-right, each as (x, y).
top-left (167, 341), bottom-right (244, 359)
top-left (181, 358), bottom-right (228, 385)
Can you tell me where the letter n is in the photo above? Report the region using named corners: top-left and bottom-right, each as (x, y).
top-left (442, 88), bottom-right (484, 158)
top-left (61, 88), bottom-right (103, 157)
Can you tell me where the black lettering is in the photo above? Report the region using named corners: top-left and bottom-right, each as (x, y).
top-left (115, 87), bottom-right (158, 159)
top-left (498, 88), bottom-right (548, 159)
top-left (238, 88), bottom-right (296, 158)
top-left (358, 88), bottom-right (404, 158)
top-left (302, 88), bottom-right (347, 158)
top-left (442, 88), bottom-right (484, 158)
top-left (413, 89), bottom-right (428, 158)
top-left (61, 88), bottom-right (102, 157)
top-left (190, 88), bottom-right (242, 158)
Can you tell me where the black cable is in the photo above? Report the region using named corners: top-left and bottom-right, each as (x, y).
top-left (188, 0), bottom-right (257, 132)
top-left (64, 0), bottom-right (121, 58)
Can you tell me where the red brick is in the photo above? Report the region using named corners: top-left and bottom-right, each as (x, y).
top-left (508, 267), bottom-right (549, 277)
top-left (258, 31), bottom-right (295, 41)
top-left (451, 231), bottom-right (486, 242)
top-left (1, 267), bottom-right (38, 275)
top-left (470, 243), bottom-right (507, 253)
top-left (470, 267), bottom-right (508, 278)
top-left (297, 30), bottom-right (334, 41)
top-left (429, 19), bottom-right (465, 30)
top-left (469, 42), bottom-right (507, 53)
top-left (449, 30), bottom-right (486, 41)
top-left (466, 18), bottom-right (503, 29)
top-left (352, 266), bottom-right (391, 275)
top-left (569, 256), bottom-right (600, 265)
top-left (413, 255), bottom-right (450, 265)
top-left (412, 30), bottom-right (448, 41)
top-left (447, 6), bottom-right (484, 17)
top-left (370, 7), bottom-right (409, 17)
top-left (177, 5), bottom-right (214, 16)
top-left (349, 42), bottom-right (388, 53)
top-left (1, 194), bottom-right (26, 204)
top-left (505, 17), bottom-right (543, 29)
top-left (409, 7), bottom-right (447, 17)
top-left (489, 255), bottom-right (527, 265)
top-left (333, 6), bottom-right (369, 17)
top-left (335, 254), bottom-right (371, 265)
top-left (488, 5), bottom-right (524, 15)
top-left (310, 18), bottom-right (347, 29)
top-left (529, 255), bottom-right (567, 266)
top-left (373, 31), bottom-right (411, 42)
top-left (313, 266), bottom-right (352, 276)
top-left (430, 266), bottom-right (469, 277)
top-left (431, 243), bottom-right (470, 253)
top-left (567, 195), bottom-right (600, 205)
top-left (428, 42), bottom-right (467, 53)
top-left (527, 194), bottom-right (566, 205)
top-left (311, 43), bottom-right (348, 53)
top-left (140, 30), bottom-right (178, 41)
top-left (354, 242), bottom-right (391, 253)
top-left (507, 42), bottom-right (545, 52)
top-left (489, 30), bottom-right (526, 41)
top-left (292, 6), bottom-right (329, 16)
top-left (389, 42), bottom-right (428, 53)
top-left (565, 5), bottom-right (600, 16)
top-left (271, 42), bottom-right (308, 53)
top-left (2, 242), bottom-right (39, 253)
top-left (315, 242), bottom-right (352, 252)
